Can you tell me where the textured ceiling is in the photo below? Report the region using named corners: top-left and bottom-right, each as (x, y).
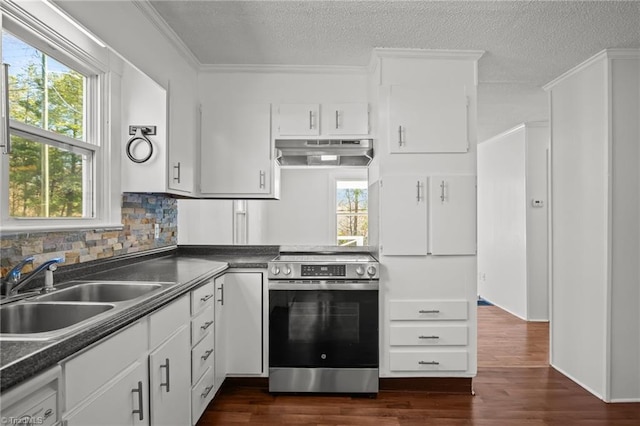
top-left (149, 0), bottom-right (640, 86)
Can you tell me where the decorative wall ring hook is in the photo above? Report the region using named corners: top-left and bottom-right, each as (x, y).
top-left (126, 125), bottom-right (156, 163)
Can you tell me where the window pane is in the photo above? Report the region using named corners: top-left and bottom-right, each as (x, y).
top-left (336, 181), bottom-right (368, 246)
top-left (2, 31), bottom-right (85, 140)
top-left (9, 135), bottom-right (91, 218)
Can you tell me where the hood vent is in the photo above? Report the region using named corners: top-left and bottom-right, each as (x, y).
top-left (275, 139), bottom-right (373, 167)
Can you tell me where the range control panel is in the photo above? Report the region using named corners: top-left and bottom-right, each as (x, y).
top-left (301, 264), bottom-right (346, 277)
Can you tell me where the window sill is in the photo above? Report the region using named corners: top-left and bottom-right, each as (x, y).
top-left (0, 221), bottom-right (124, 235)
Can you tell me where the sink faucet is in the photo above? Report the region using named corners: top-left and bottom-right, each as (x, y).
top-left (1, 256), bottom-right (63, 296)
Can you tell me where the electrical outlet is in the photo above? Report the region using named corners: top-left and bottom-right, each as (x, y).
top-left (154, 224), bottom-right (160, 239)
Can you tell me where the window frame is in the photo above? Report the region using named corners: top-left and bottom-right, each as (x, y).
top-left (0, 2), bottom-right (120, 232)
top-left (334, 177), bottom-right (369, 247)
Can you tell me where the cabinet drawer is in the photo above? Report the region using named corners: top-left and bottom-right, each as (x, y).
top-left (191, 281), bottom-right (215, 314)
top-left (191, 331), bottom-right (215, 384)
top-left (390, 325), bottom-right (468, 346)
top-left (389, 300), bottom-right (468, 320)
top-left (389, 351), bottom-right (468, 372)
top-left (150, 295), bottom-right (190, 349)
top-left (191, 303), bottom-right (214, 345)
top-left (191, 367), bottom-right (215, 425)
top-left (64, 321), bottom-right (146, 410)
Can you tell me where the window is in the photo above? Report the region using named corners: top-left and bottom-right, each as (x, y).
top-left (0, 2), bottom-right (115, 230)
top-left (2, 30), bottom-right (93, 218)
top-left (336, 180), bottom-right (368, 246)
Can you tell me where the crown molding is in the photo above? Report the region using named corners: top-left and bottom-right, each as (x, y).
top-left (132, 0), bottom-right (201, 70)
top-left (480, 121), bottom-right (549, 144)
top-left (543, 48), bottom-right (640, 91)
top-left (199, 63), bottom-right (369, 75)
top-left (372, 48), bottom-right (485, 62)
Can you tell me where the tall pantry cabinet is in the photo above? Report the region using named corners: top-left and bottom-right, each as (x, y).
top-left (369, 49), bottom-right (483, 381)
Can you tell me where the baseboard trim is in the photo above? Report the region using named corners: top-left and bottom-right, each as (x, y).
top-left (222, 377), bottom-right (473, 394)
top-left (379, 377), bottom-right (473, 394)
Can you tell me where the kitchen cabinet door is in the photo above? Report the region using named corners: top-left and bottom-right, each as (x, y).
top-left (223, 272), bottom-right (263, 374)
top-left (429, 175), bottom-right (476, 255)
top-left (388, 84), bottom-right (469, 153)
top-left (63, 361), bottom-right (148, 426)
top-left (322, 102), bottom-right (369, 136)
top-left (380, 175), bottom-right (428, 255)
top-left (214, 275), bottom-right (226, 390)
top-left (149, 325), bottom-right (191, 426)
top-left (276, 103), bottom-right (320, 136)
top-left (200, 102), bottom-right (276, 198)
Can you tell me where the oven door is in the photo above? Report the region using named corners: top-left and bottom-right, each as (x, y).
top-left (268, 282), bottom-right (378, 369)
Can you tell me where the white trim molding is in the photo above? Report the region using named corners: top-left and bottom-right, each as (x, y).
top-left (199, 63), bottom-right (369, 75)
top-left (543, 48), bottom-right (640, 91)
top-left (132, 0), bottom-right (201, 70)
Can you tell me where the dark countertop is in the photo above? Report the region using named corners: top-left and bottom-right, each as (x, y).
top-left (0, 249), bottom-right (276, 392)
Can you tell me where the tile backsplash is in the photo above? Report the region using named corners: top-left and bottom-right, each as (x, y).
top-left (0, 193), bottom-right (177, 276)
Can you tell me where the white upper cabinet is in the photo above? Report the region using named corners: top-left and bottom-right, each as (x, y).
top-left (379, 174), bottom-right (476, 256)
top-left (388, 84), bottom-right (469, 153)
top-left (380, 175), bottom-right (428, 256)
top-left (276, 103), bottom-right (320, 136)
top-left (429, 175), bottom-right (476, 255)
top-left (322, 103), bottom-right (369, 135)
top-left (275, 102), bottom-right (369, 138)
top-left (120, 61), bottom-right (195, 196)
top-left (199, 102), bottom-right (279, 199)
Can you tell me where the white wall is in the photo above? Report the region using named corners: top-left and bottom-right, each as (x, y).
top-left (525, 124), bottom-right (550, 321)
top-left (261, 168), bottom-right (367, 246)
top-left (477, 83), bottom-right (548, 143)
top-left (608, 57), bottom-right (639, 401)
top-left (477, 123), bottom-right (549, 321)
top-left (478, 126), bottom-right (528, 319)
top-left (548, 50), bottom-right (640, 402)
top-left (549, 56), bottom-right (608, 398)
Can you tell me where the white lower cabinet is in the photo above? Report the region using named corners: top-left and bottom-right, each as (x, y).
top-left (148, 298), bottom-right (191, 426)
top-left (388, 300), bottom-right (469, 374)
top-left (61, 295), bottom-right (192, 426)
top-left (223, 272), bottom-right (263, 375)
top-left (190, 280), bottom-right (216, 425)
top-left (63, 361), bottom-right (148, 426)
top-left (214, 275), bottom-right (226, 391)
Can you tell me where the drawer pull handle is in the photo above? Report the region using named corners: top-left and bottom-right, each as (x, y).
top-left (201, 385), bottom-right (214, 399)
top-left (200, 294), bottom-right (213, 302)
top-left (160, 358), bottom-right (170, 392)
top-left (418, 335), bottom-right (440, 339)
top-left (201, 349), bottom-right (213, 361)
top-left (418, 361), bottom-right (440, 366)
top-left (418, 310), bottom-right (440, 314)
top-left (200, 321), bottom-right (213, 330)
top-left (131, 380), bottom-right (144, 421)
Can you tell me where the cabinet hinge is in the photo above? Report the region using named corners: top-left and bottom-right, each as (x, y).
top-left (380, 180), bottom-right (383, 187)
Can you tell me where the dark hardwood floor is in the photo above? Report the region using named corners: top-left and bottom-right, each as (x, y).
top-left (197, 306), bottom-right (640, 425)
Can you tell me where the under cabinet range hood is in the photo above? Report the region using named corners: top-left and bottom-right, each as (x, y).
top-left (275, 139), bottom-right (373, 167)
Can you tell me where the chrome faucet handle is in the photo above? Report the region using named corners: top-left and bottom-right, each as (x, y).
top-left (3, 256), bottom-right (35, 285)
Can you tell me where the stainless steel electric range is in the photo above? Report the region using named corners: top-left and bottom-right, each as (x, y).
top-left (268, 252), bottom-right (379, 394)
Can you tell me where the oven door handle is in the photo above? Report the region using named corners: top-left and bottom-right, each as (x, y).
top-left (268, 282), bottom-right (378, 291)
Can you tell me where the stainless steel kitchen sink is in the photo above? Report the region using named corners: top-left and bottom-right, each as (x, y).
top-left (0, 280), bottom-right (174, 341)
top-left (0, 302), bottom-right (114, 334)
top-left (34, 282), bottom-right (163, 303)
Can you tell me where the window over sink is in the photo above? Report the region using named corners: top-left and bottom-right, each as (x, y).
top-left (1, 1), bottom-right (119, 231)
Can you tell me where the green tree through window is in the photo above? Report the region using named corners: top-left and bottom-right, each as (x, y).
top-left (337, 180), bottom-right (368, 246)
top-left (3, 31), bottom-right (88, 218)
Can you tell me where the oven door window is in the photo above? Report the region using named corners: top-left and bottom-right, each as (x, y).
top-left (269, 290), bottom-right (378, 368)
